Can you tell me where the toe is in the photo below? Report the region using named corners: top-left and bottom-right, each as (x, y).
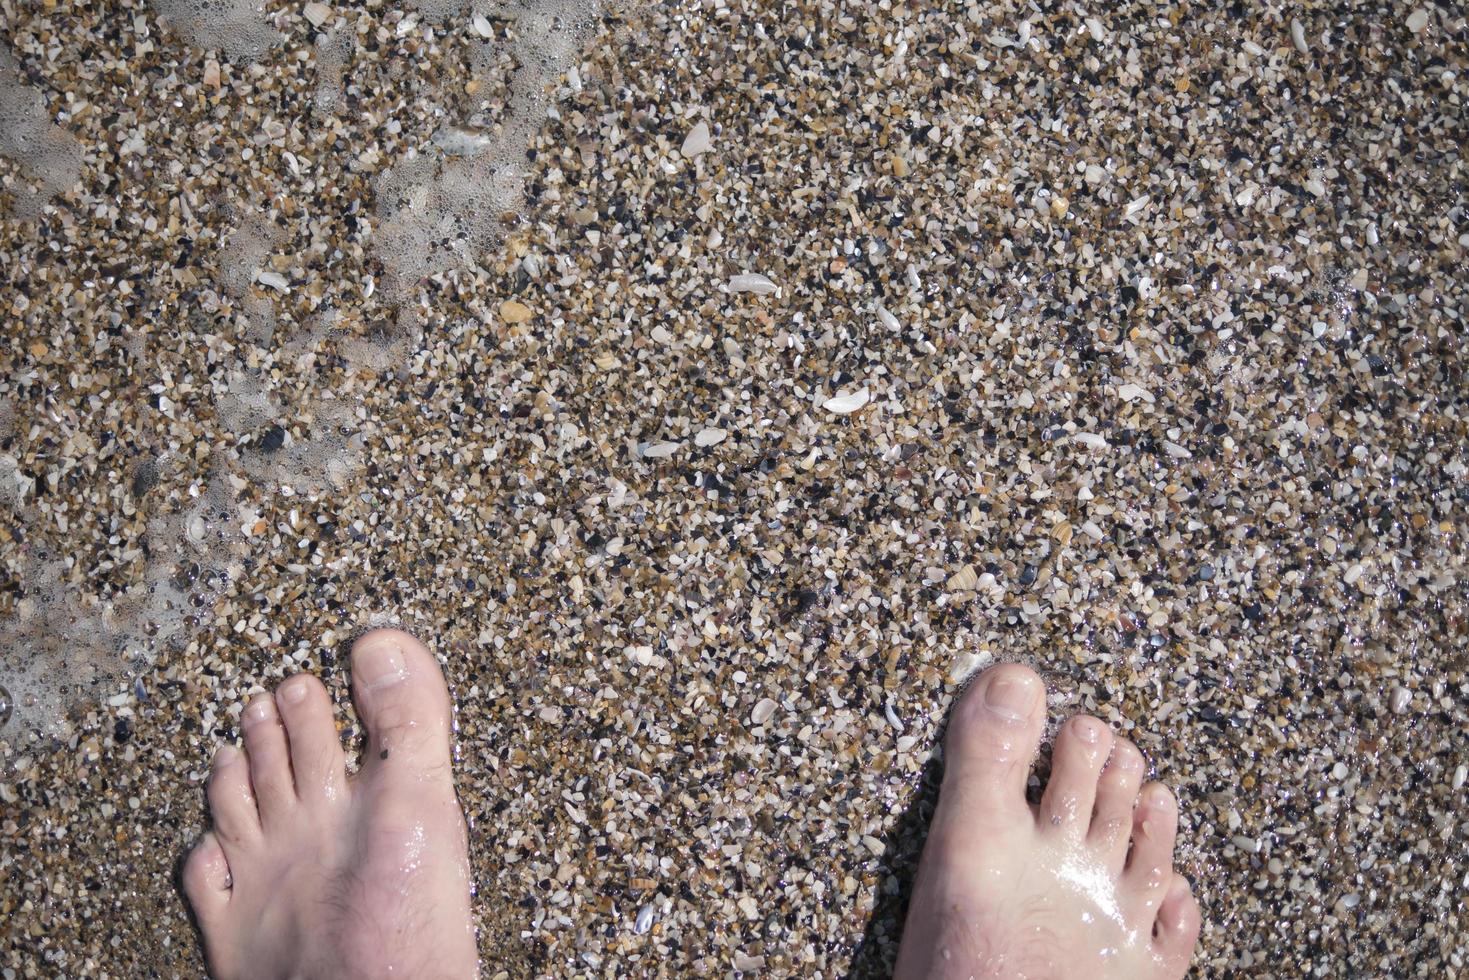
top-left (240, 693), bottom-right (296, 824)
top-left (1039, 715), bottom-right (1112, 837)
top-left (182, 832), bottom-right (233, 923)
top-left (937, 662), bottom-right (1047, 828)
top-left (206, 743), bottom-right (260, 848)
top-left (1124, 782), bottom-right (1179, 917)
top-left (1153, 874), bottom-right (1202, 968)
top-left (1089, 737), bottom-right (1145, 869)
top-left (276, 674), bottom-right (347, 805)
top-left (351, 629), bottom-right (453, 780)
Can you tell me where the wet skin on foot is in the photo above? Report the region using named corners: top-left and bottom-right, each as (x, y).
top-left (182, 629), bottom-right (478, 980)
top-left (893, 662), bottom-right (1201, 980)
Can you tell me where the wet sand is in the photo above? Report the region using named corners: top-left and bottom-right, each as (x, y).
top-left (1, 0), bottom-right (1467, 975)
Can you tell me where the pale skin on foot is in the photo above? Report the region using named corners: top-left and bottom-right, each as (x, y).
top-left (182, 629), bottom-right (478, 980)
top-left (894, 662), bottom-right (1202, 980)
top-left (182, 642), bottom-right (1197, 979)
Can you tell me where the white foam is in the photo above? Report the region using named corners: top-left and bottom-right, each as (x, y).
top-left (369, 0), bottom-right (603, 296)
top-left (151, 0), bottom-right (283, 60)
top-left (0, 46), bottom-right (83, 218)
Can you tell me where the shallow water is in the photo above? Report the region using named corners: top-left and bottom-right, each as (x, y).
top-left (2, 0), bottom-right (1467, 975)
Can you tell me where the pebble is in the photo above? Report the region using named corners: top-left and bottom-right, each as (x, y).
top-left (303, 2), bottom-right (332, 27)
top-left (1072, 432), bottom-right (1109, 450)
top-left (750, 698), bottom-right (779, 726)
top-left (822, 389), bottom-right (870, 415)
top-left (1406, 8), bottom-right (1430, 32)
top-left (727, 273), bottom-right (778, 295)
top-left (680, 119), bottom-right (712, 157)
top-left (693, 428), bottom-right (726, 447)
top-left (1390, 686), bottom-right (1413, 714)
top-left (1290, 19), bottom-right (1308, 54)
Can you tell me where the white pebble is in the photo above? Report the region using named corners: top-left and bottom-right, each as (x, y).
top-left (906, 264), bottom-right (922, 291)
top-left (640, 441), bottom-right (681, 459)
top-left (1085, 163), bottom-right (1107, 185)
top-left (1290, 19), bottom-right (1308, 54)
top-left (876, 305), bottom-right (900, 331)
top-left (681, 119), bottom-right (712, 157)
top-left (750, 697), bottom-right (778, 725)
top-left (727, 273), bottom-right (778, 295)
top-left (255, 269), bottom-right (289, 292)
top-left (1332, 761), bottom-right (1349, 780)
top-left (1116, 383), bottom-right (1154, 403)
top-left (822, 388), bottom-right (870, 415)
top-left (1340, 892), bottom-right (1361, 909)
top-left (1344, 563), bottom-right (1364, 585)
top-left (1072, 432), bottom-right (1109, 450)
top-left (1163, 440), bottom-right (1192, 459)
top-left (1124, 195), bottom-right (1150, 218)
top-left (633, 905), bottom-right (655, 935)
top-left (1232, 835), bottom-right (1260, 854)
top-left (1304, 178), bottom-right (1327, 198)
top-left (884, 700), bottom-right (904, 733)
top-left (1389, 685), bottom-right (1412, 714)
top-left (1241, 39), bottom-right (1265, 57)
top-left (1452, 764), bottom-right (1467, 790)
top-left (694, 427), bottom-right (726, 447)
top-left (472, 14), bottom-right (493, 38)
top-left (1406, 8), bottom-right (1429, 32)
top-left (1081, 520), bottom-right (1104, 541)
top-left (1085, 17), bottom-right (1106, 42)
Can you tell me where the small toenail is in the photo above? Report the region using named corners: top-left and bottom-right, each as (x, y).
top-left (279, 679), bottom-right (309, 704)
top-left (242, 697), bottom-right (276, 726)
top-left (1073, 717), bottom-right (1102, 743)
top-left (214, 743), bottom-right (240, 766)
top-left (983, 672), bottom-right (1040, 721)
top-left (356, 638), bottom-right (409, 690)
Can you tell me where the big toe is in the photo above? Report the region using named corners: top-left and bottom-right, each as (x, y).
top-left (938, 662), bottom-right (1047, 826)
top-left (351, 628), bottom-right (453, 779)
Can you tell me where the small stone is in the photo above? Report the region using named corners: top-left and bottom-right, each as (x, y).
top-left (1290, 19), bottom-right (1308, 54)
top-left (1072, 432), bottom-right (1109, 450)
top-left (822, 388), bottom-right (870, 415)
top-left (681, 119), bottom-right (711, 157)
top-left (1049, 195), bottom-right (1068, 217)
top-left (499, 299), bottom-right (533, 323)
top-left (727, 273), bottom-right (778, 295)
top-left (1406, 8), bottom-right (1429, 32)
top-left (750, 697), bottom-right (778, 726)
top-left (694, 427), bottom-right (726, 447)
top-left (1389, 686), bottom-right (1412, 714)
top-left (203, 59), bottom-right (221, 88)
top-left (472, 14), bottom-right (494, 38)
top-left (1116, 383), bottom-right (1154, 403)
top-left (640, 441), bottom-right (680, 459)
top-left (256, 269), bottom-right (289, 292)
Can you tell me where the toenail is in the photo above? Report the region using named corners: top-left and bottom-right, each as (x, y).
top-left (214, 743), bottom-right (240, 765)
top-left (1072, 717), bottom-right (1103, 743)
top-left (356, 638), bottom-right (409, 690)
top-left (983, 671), bottom-right (1041, 721)
top-left (279, 678), bottom-right (310, 704)
top-left (1149, 787), bottom-right (1175, 811)
top-left (242, 697), bottom-right (276, 726)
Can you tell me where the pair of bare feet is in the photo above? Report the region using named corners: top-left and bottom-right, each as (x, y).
top-left (182, 630), bottom-right (1199, 978)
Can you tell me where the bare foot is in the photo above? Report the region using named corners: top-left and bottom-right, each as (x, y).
top-left (182, 629), bottom-right (477, 979)
top-left (894, 663), bottom-right (1201, 979)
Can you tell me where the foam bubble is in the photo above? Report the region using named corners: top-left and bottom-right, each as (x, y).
top-left (0, 45), bottom-right (83, 218)
top-left (151, 0), bottom-right (283, 60)
top-left (368, 0), bottom-right (603, 296)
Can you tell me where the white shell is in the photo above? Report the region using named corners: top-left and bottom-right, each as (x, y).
top-left (256, 269), bottom-right (289, 292)
top-left (472, 14), bottom-right (493, 38)
top-left (634, 905), bottom-right (655, 934)
top-left (304, 2), bottom-right (332, 27)
top-left (1072, 432), bottom-right (1109, 450)
top-left (640, 441), bottom-right (680, 458)
top-left (1290, 19), bottom-right (1308, 54)
top-left (694, 427), bottom-right (726, 447)
top-left (727, 273), bottom-right (778, 295)
top-left (822, 388), bottom-right (870, 414)
top-left (1406, 8), bottom-right (1429, 32)
top-left (681, 119), bottom-right (712, 157)
top-left (750, 697), bottom-right (778, 725)
top-left (1116, 383), bottom-right (1154, 403)
top-left (876, 305), bottom-right (900, 331)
